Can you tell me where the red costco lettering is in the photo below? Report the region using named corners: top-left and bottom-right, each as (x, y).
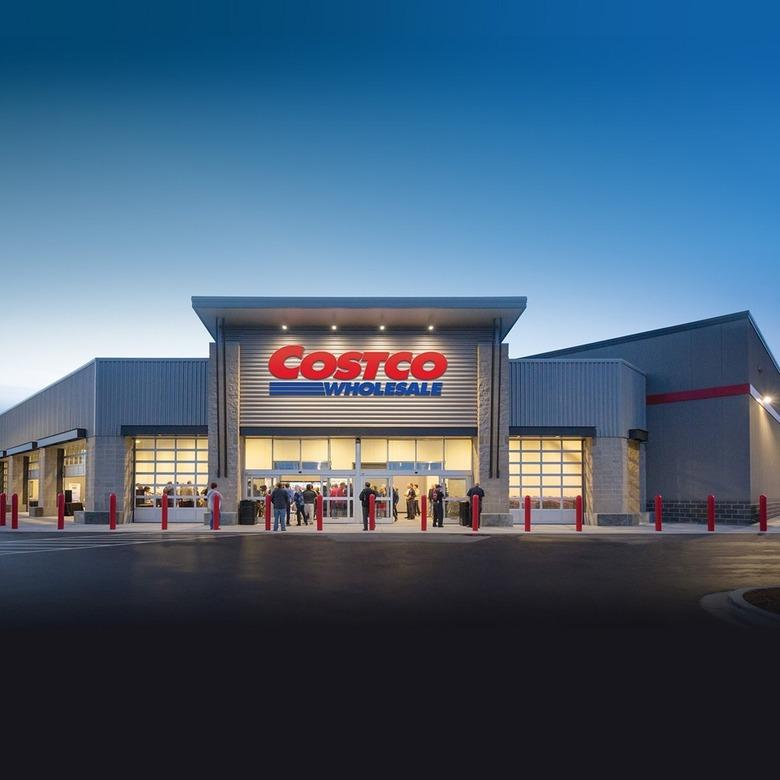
top-left (268, 346), bottom-right (448, 381)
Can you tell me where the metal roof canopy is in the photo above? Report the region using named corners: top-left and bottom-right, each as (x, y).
top-left (192, 296), bottom-right (527, 341)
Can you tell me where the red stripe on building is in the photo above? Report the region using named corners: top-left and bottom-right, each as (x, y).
top-left (646, 383), bottom-right (750, 405)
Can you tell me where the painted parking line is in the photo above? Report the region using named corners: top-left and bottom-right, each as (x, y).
top-left (0, 532), bottom-right (242, 557)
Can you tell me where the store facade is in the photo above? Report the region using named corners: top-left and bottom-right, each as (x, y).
top-left (0, 299), bottom-right (778, 526)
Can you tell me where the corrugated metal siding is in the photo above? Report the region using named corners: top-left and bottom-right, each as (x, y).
top-left (231, 328), bottom-right (486, 428)
top-left (510, 359), bottom-right (645, 437)
top-left (0, 362), bottom-right (96, 449)
top-left (95, 359), bottom-right (208, 435)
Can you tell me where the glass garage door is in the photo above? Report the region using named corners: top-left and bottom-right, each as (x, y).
top-left (509, 438), bottom-right (583, 524)
top-left (133, 437), bottom-right (209, 522)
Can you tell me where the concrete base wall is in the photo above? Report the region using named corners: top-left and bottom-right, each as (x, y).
top-left (645, 499), bottom-right (764, 525)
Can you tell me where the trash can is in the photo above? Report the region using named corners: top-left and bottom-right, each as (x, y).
top-left (238, 499), bottom-right (257, 525)
top-left (459, 500), bottom-right (471, 526)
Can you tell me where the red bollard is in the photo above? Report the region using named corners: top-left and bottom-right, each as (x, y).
top-left (109, 493), bottom-right (117, 530)
top-left (265, 495), bottom-right (272, 531)
top-left (654, 495), bottom-right (663, 532)
top-left (471, 494), bottom-right (480, 532)
top-left (369, 493), bottom-right (376, 531)
top-left (524, 495), bottom-right (531, 532)
top-left (57, 492), bottom-right (65, 530)
top-left (575, 495), bottom-right (583, 532)
top-left (11, 493), bottom-right (19, 529)
top-left (316, 493), bottom-right (323, 531)
top-left (161, 493), bottom-right (168, 530)
top-left (707, 494), bottom-right (715, 532)
top-left (0, 492), bottom-right (6, 527)
top-left (420, 494), bottom-right (427, 531)
top-left (759, 494), bottom-right (767, 533)
top-left (213, 493), bottom-right (221, 531)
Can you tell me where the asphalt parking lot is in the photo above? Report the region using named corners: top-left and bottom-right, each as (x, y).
top-left (2, 530), bottom-right (779, 632)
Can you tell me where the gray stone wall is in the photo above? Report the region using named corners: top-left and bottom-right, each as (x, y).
top-left (645, 498), bottom-right (757, 525)
top-left (8, 455), bottom-right (24, 500)
top-left (476, 341), bottom-right (509, 515)
top-left (86, 435), bottom-right (132, 514)
top-left (208, 341), bottom-right (241, 513)
top-left (588, 437), bottom-right (643, 522)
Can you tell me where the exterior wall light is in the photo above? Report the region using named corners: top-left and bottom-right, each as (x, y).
top-left (427, 325), bottom-right (435, 331)
top-left (331, 325), bottom-right (338, 331)
top-left (281, 325), bottom-right (288, 330)
top-left (764, 396), bottom-right (774, 405)
top-left (379, 325), bottom-right (386, 331)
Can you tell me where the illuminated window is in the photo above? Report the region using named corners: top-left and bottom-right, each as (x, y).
top-left (133, 437), bottom-right (209, 508)
top-left (508, 438), bottom-right (583, 510)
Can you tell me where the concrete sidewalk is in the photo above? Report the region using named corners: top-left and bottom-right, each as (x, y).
top-left (3, 513), bottom-right (780, 535)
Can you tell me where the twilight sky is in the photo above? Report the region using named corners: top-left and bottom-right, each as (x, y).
top-left (1, 1), bottom-right (779, 410)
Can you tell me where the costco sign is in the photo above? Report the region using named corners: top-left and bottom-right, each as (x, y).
top-left (267, 345), bottom-right (447, 397)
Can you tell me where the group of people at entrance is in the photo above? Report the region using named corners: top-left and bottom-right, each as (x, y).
top-left (268, 482), bottom-right (320, 531)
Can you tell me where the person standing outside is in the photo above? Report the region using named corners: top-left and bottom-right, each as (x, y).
top-left (431, 484), bottom-right (445, 527)
top-left (467, 483), bottom-right (485, 523)
top-left (302, 483), bottom-right (317, 526)
top-left (405, 483), bottom-right (416, 519)
top-left (206, 482), bottom-right (223, 530)
top-left (392, 485), bottom-right (399, 522)
top-left (358, 481), bottom-right (377, 531)
top-left (271, 482), bottom-right (290, 532)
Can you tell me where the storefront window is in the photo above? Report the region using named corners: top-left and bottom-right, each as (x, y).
top-left (509, 438), bottom-right (583, 510)
top-left (388, 439), bottom-right (415, 470)
top-left (63, 442), bottom-right (87, 504)
top-left (444, 439), bottom-right (471, 471)
top-left (27, 452), bottom-right (40, 505)
top-left (245, 438), bottom-right (272, 470)
top-left (361, 439), bottom-right (388, 468)
top-left (272, 439), bottom-right (300, 469)
top-left (416, 439), bottom-right (443, 470)
top-left (301, 439), bottom-right (328, 469)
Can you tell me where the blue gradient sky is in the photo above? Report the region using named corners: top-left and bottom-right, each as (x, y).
top-left (1, 1), bottom-right (779, 409)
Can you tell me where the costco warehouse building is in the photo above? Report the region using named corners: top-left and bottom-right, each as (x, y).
top-left (0, 297), bottom-right (778, 527)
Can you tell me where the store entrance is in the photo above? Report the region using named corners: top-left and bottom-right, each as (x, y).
top-left (361, 474), bottom-right (470, 525)
top-left (246, 474), bottom-right (355, 524)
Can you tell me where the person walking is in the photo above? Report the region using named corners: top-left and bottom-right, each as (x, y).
top-left (413, 484), bottom-right (420, 517)
top-left (271, 482), bottom-right (290, 532)
top-left (358, 481), bottom-right (378, 531)
top-left (206, 482), bottom-right (223, 530)
top-left (302, 483), bottom-right (317, 526)
top-left (392, 486), bottom-right (399, 521)
top-left (431, 484), bottom-right (445, 527)
top-left (293, 486), bottom-right (305, 525)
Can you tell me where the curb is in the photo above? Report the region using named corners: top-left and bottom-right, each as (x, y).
top-left (701, 587), bottom-right (780, 628)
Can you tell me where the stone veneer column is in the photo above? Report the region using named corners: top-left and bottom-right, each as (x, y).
top-left (475, 341), bottom-right (510, 523)
top-left (38, 446), bottom-right (61, 516)
top-left (208, 340), bottom-right (241, 520)
top-left (7, 455), bottom-right (24, 501)
top-left (588, 437), bottom-right (642, 525)
top-left (84, 435), bottom-right (133, 522)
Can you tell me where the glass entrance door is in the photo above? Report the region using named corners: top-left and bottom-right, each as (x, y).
top-left (245, 473), bottom-right (356, 523)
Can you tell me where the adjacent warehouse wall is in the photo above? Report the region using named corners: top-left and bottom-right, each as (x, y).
top-left (94, 359), bottom-right (208, 434)
top-left (509, 359), bottom-right (645, 435)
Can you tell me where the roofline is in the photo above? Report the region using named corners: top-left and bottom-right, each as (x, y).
top-left (522, 311), bottom-right (758, 359)
top-left (744, 312), bottom-right (780, 376)
top-left (191, 295), bottom-right (528, 341)
top-left (511, 357), bottom-right (646, 375)
top-left (0, 358), bottom-right (208, 419)
top-left (0, 359), bottom-right (96, 418)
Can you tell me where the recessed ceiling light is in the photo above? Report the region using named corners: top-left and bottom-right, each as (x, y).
top-left (281, 324), bottom-right (288, 331)
top-left (379, 325), bottom-right (386, 331)
top-left (331, 325), bottom-right (338, 331)
top-left (427, 324), bottom-right (435, 331)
